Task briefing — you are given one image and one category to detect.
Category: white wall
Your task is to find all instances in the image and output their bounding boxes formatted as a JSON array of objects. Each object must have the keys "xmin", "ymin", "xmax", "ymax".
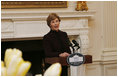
[{"xmin": 86, "ymin": 1, "xmax": 117, "ymax": 76}]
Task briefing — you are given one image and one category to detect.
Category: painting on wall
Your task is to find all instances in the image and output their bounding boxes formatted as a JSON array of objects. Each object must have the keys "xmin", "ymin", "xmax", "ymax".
[{"xmin": 1, "ymin": 1, "xmax": 68, "ymax": 9}]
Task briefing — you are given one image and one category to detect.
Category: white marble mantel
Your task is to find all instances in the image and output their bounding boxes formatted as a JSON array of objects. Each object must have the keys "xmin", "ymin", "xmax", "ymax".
[
  {"xmin": 1, "ymin": 11, "xmax": 95, "ymax": 76},
  {"xmin": 1, "ymin": 11, "xmax": 94, "ymax": 38}
]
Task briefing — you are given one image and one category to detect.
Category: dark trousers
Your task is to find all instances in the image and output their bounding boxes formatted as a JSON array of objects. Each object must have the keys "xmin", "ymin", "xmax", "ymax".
[{"xmin": 45, "ymin": 63, "xmax": 68, "ymax": 76}]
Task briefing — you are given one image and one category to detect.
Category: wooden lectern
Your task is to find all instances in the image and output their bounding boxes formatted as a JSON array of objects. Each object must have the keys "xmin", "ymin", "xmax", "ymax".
[{"xmin": 45, "ymin": 55, "xmax": 92, "ymax": 66}]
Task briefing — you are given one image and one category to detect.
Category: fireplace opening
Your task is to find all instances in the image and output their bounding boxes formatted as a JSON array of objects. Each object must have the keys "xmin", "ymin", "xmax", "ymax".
[{"xmin": 1, "ymin": 39, "xmax": 45, "ymax": 75}]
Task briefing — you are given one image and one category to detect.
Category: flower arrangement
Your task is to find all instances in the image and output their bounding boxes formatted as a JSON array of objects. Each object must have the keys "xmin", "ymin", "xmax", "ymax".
[{"xmin": 1, "ymin": 48, "xmax": 62, "ymax": 76}]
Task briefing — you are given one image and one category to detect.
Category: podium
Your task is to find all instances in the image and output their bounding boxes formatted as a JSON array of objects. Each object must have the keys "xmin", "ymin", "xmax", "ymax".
[
  {"xmin": 84, "ymin": 55, "xmax": 92, "ymax": 64},
  {"xmin": 45, "ymin": 55, "xmax": 92, "ymax": 66}
]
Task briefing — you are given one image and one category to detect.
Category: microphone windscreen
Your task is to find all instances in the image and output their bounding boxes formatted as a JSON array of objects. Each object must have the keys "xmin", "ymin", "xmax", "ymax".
[{"xmin": 72, "ymin": 40, "xmax": 79, "ymax": 46}]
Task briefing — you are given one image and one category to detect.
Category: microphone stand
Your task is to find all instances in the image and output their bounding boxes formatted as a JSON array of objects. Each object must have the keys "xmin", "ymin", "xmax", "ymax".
[
  {"xmin": 69, "ymin": 40, "xmax": 80, "ymax": 53},
  {"xmin": 69, "ymin": 44, "xmax": 75, "ymax": 54},
  {"xmin": 72, "ymin": 40, "xmax": 80, "ymax": 52}
]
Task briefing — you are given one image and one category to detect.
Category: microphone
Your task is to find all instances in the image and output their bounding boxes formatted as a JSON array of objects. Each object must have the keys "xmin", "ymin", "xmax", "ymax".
[
  {"xmin": 67, "ymin": 39, "xmax": 75, "ymax": 53},
  {"xmin": 72, "ymin": 40, "xmax": 80, "ymax": 50}
]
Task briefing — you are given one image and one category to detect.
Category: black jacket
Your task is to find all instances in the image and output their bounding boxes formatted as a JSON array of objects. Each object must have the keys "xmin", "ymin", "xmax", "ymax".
[{"xmin": 43, "ymin": 30, "xmax": 71, "ymax": 58}]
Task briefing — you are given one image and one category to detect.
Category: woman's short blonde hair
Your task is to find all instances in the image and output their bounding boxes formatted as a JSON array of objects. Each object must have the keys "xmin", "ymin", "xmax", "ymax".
[{"xmin": 46, "ymin": 13, "xmax": 61, "ymax": 27}]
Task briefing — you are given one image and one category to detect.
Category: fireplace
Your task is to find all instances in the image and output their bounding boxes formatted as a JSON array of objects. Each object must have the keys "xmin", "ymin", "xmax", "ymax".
[{"xmin": 1, "ymin": 11, "xmax": 94, "ymax": 76}]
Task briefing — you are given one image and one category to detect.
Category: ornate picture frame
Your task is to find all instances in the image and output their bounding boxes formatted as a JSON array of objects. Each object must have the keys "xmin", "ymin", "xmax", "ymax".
[{"xmin": 1, "ymin": 1, "xmax": 68, "ymax": 9}]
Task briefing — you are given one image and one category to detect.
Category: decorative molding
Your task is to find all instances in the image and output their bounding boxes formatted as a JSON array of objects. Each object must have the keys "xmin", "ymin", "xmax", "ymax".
[
  {"xmin": 102, "ymin": 48, "xmax": 117, "ymax": 61},
  {"xmin": 86, "ymin": 64, "xmax": 102, "ymax": 76},
  {"xmin": 1, "ymin": 19, "xmax": 14, "ymax": 32},
  {"xmin": 103, "ymin": 64, "xmax": 117, "ymax": 76},
  {"xmin": 103, "ymin": 1, "xmax": 117, "ymax": 49},
  {"xmin": 1, "ymin": 10, "xmax": 95, "ymax": 14},
  {"xmin": 1, "ymin": 32, "xmax": 14, "ymax": 39},
  {"xmin": 103, "ymin": 48, "xmax": 117, "ymax": 52},
  {"xmin": 87, "ymin": 59, "xmax": 117, "ymax": 65},
  {"xmin": 1, "ymin": 37, "xmax": 43, "ymax": 42},
  {"xmin": 86, "ymin": 61, "xmax": 117, "ymax": 76},
  {"xmin": 1, "ymin": 1, "xmax": 67, "ymax": 9},
  {"xmin": 1, "ymin": 11, "xmax": 95, "ymax": 21},
  {"xmin": 1, "ymin": 19, "xmax": 14, "ymax": 38},
  {"xmin": 1, "ymin": 11, "xmax": 95, "ymax": 39}
]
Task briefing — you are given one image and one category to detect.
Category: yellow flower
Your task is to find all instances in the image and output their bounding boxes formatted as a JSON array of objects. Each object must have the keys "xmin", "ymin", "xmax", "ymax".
[
  {"xmin": 44, "ymin": 63, "xmax": 62, "ymax": 76},
  {"xmin": 1, "ymin": 48, "xmax": 31, "ymax": 76},
  {"xmin": 1, "ymin": 61, "xmax": 7, "ymax": 76}
]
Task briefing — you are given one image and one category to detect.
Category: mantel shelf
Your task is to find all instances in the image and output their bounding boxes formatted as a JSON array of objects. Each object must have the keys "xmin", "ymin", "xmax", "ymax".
[
  {"xmin": 1, "ymin": 10, "xmax": 96, "ymax": 14},
  {"xmin": 2, "ymin": 10, "xmax": 95, "ymax": 20}
]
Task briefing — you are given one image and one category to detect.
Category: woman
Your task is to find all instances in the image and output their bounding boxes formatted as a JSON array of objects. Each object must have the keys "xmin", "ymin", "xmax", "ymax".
[{"xmin": 43, "ymin": 13, "xmax": 71, "ymax": 76}]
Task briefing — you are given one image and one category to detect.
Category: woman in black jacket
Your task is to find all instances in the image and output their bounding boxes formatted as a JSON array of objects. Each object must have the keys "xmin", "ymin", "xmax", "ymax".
[{"xmin": 43, "ymin": 13, "xmax": 71, "ymax": 76}]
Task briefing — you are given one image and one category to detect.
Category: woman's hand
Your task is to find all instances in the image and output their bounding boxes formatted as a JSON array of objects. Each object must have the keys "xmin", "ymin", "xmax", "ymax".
[{"xmin": 59, "ymin": 52, "xmax": 70, "ymax": 57}]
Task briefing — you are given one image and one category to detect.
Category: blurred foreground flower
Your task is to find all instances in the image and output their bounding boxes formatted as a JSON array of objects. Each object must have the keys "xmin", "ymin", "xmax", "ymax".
[
  {"xmin": 35, "ymin": 63, "xmax": 62, "ymax": 76},
  {"xmin": 1, "ymin": 48, "xmax": 62, "ymax": 76},
  {"xmin": 44, "ymin": 63, "xmax": 62, "ymax": 76},
  {"xmin": 1, "ymin": 48, "xmax": 31, "ymax": 76}
]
